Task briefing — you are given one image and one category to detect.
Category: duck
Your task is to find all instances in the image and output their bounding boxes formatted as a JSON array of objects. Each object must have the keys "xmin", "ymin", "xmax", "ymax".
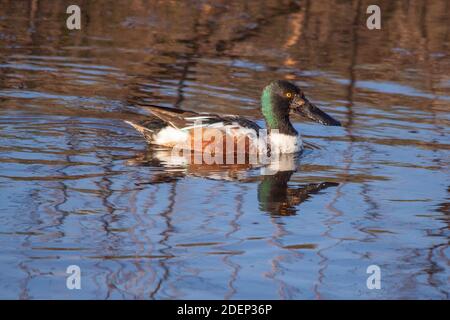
[{"xmin": 125, "ymin": 80, "xmax": 341, "ymax": 158}]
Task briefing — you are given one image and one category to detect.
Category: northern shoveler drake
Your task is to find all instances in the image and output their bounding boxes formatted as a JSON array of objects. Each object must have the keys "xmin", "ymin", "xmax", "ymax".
[{"xmin": 125, "ymin": 80, "xmax": 341, "ymax": 155}]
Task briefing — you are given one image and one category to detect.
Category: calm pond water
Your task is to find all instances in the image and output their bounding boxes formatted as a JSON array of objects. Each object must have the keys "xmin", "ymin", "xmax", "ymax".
[{"xmin": 0, "ymin": 0, "xmax": 449, "ymax": 299}]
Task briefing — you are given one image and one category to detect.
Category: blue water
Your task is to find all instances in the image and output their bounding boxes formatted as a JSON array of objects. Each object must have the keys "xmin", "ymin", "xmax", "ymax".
[{"xmin": 0, "ymin": 0, "xmax": 448, "ymax": 299}]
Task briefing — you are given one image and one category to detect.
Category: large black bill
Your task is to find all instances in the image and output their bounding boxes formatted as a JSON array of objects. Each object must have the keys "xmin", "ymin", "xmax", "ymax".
[{"xmin": 291, "ymin": 97, "xmax": 341, "ymax": 126}]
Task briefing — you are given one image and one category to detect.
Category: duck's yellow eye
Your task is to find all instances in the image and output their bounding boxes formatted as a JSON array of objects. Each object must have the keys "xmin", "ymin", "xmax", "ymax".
[{"xmin": 285, "ymin": 92, "xmax": 292, "ymax": 98}]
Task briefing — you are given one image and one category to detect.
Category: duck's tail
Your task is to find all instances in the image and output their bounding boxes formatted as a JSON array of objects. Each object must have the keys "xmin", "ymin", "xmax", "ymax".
[{"xmin": 124, "ymin": 119, "xmax": 165, "ymax": 143}]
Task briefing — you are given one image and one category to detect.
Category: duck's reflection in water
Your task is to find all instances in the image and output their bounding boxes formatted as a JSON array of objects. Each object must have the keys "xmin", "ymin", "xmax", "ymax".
[
  {"xmin": 127, "ymin": 149, "xmax": 339, "ymax": 216},
  {"xmin": 258, "ymin": 171, "xmax": 338, "ymax": 216}
]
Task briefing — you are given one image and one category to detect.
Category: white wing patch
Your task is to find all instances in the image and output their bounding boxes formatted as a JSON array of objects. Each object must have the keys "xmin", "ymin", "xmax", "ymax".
[{"xmin": 180, "ymin": 116, "xmax": 222, "ymax": 131}]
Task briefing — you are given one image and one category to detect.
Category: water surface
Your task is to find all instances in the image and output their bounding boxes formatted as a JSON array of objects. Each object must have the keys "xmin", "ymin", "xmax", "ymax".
[{"xmin": 0, "ymin": 0, "xmax": 449, "ymax": 299}]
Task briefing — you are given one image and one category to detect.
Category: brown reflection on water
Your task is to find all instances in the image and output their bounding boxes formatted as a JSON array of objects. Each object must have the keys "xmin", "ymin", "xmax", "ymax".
[{"xmin": 0, "ymin": 0, "xmax": 449, "ymax": 299}]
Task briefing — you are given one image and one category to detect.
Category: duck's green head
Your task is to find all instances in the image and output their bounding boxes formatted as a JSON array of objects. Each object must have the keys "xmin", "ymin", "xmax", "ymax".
[{"xmin": 261, "ymin": 80, "xmax": 341, "ymax": 134}]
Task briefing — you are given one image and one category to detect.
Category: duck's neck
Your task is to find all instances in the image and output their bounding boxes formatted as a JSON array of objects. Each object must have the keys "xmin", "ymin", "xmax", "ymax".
[{"xmin": 261, "ymin": 90, "xmax": 298, "ymax": 136}]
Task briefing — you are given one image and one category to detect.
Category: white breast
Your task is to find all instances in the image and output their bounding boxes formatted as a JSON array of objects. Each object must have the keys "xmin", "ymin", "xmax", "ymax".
[{"xmin": 268, "ymin": 132, "xmax": 303, "ymax": 154}]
